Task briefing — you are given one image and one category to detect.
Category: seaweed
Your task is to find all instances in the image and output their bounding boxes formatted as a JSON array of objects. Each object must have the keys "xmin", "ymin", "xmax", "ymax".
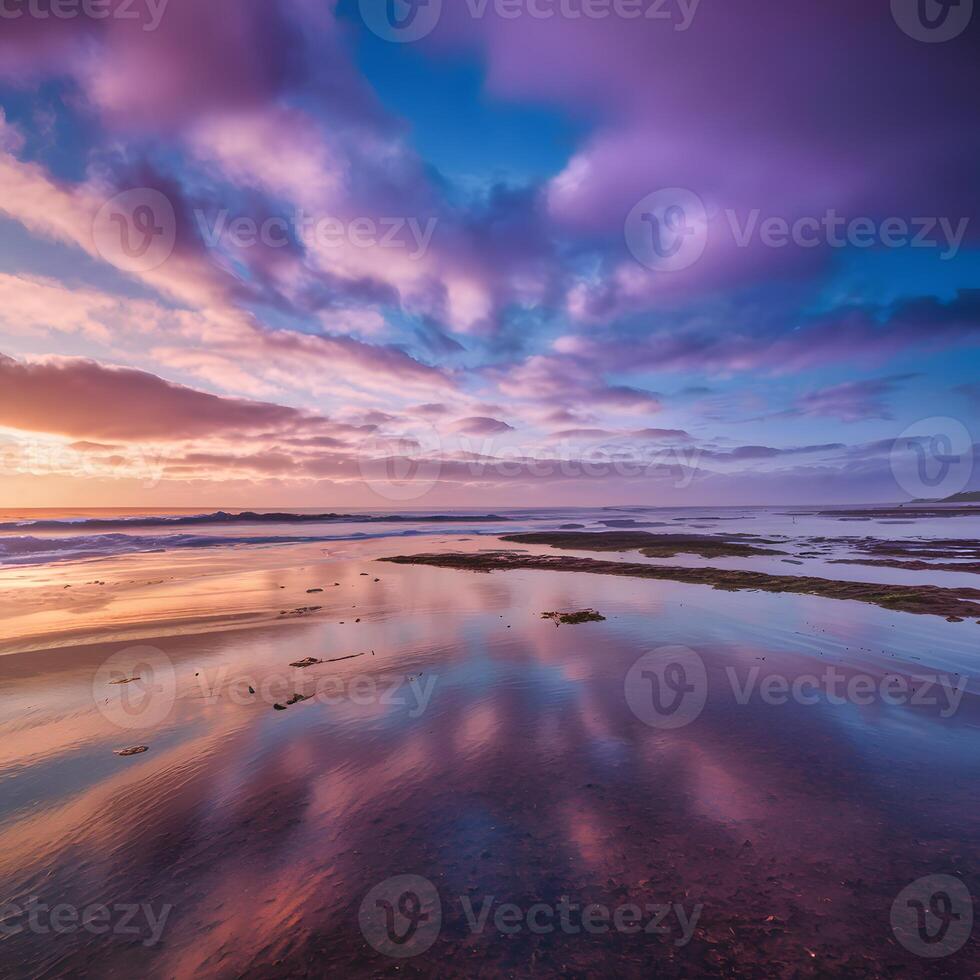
[{"xmin": 541, "ymin": 609, "xmax": 606, "ymax": 625}]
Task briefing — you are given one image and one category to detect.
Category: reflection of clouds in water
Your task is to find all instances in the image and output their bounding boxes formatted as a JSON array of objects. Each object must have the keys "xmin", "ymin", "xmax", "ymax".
[
  {"xmin": 2, "ymin": 540, "xmax": 979, "ymax": 975},
  {"xmin": 454, "ymin": 702, "xmax": 501, "ymax": 758},
  {"xmin": 560, "ymin": 798, "xmax": 606, "ymax": 866}
]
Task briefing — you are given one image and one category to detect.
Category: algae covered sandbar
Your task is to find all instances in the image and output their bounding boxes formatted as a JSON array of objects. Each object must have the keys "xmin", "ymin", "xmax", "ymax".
[{"xmin": 382, "ymin": 550, "xmax": 980, "ymax": 621}]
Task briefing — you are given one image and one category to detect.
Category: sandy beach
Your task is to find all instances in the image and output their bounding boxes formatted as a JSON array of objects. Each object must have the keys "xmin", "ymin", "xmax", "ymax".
[{"xmin": 1, "ymin": 508, "xmax": 978, "ymax": 977}]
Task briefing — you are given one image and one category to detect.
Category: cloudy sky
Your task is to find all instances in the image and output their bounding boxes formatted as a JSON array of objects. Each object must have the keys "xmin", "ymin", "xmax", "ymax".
[{"xmin": 0, "ymin": 0, "xmax": 977, "ymax": 507}]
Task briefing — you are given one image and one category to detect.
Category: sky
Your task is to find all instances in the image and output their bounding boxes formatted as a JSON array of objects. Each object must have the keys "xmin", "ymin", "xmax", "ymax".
[{"xmin": 0, "ymin": 0, "xmax": 977, "ymax": 508}]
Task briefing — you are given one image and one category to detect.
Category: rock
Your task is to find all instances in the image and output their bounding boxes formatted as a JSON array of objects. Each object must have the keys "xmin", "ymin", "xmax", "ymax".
[
  {"xmin": 290, "ymin": 657, "xmax": 323, "ymax": 668},
  {"xmin": 114, "ymin": 746, "xmax": 149, "ymax": 757}
]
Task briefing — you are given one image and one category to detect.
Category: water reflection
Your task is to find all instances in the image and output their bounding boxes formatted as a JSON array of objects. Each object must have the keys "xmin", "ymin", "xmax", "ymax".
[{"xmin": 1, "ymin": 557, "xmax": 978, "ymax": 976}]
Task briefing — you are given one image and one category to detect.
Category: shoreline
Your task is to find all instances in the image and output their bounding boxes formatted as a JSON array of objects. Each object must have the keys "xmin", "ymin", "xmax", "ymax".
[
  {"xmin": 2, "ymin": 515, "xmax": 979, "ymax": 977},
  {"xmin": 3, "ymin": 522, "xmax": 979, "ymax": 655}
]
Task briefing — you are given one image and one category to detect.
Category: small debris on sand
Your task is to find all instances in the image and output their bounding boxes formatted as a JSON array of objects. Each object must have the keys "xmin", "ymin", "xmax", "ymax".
[
  {"xmin": 273, "ymin": 703, "xmax": 288, "ymax": 711},
  {"xmin": 290, "ymin": 657, "xmax": 323, "ymax": 668},
  {"xmin": 279, "ymin": 606, "xmax": 322, "ymax": 618},
  {"xmin": 541, "ymin": 609, "xmax": 606, "ymax": 626},
  {"xmin": 114, "ymin": 746, "xmax": 149, "ymax": 757},
  {"xmin": 109, "ymin": 676, "xmax": 141, "ymax": 685},
  {"xmin": 307, "ymin": 588, "xmax": 324, "ymax": 594},
  {"xmin": 286, "ymin": 693, "xmax": 309, "ymax": 705}
]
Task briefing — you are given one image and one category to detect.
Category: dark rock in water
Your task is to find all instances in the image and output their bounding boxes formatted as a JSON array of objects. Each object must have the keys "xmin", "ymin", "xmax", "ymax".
[
  {"xmin": 597, "ymin": 519, "xmax": 670, "ymax": 528},
  {"xmin": 273, "ymin": 703, "xmax": 288, "ymax": 711},
  {"xmin": 114, "ymin": 746, "xmax": 149, "ymax": 757},
  {"xmin": 286, "ymin": 693, "xmax": 309, "ymax": 705},
  {"xmin": 541, "ymin": 609, "xmax": 606, "ymax": 626}
]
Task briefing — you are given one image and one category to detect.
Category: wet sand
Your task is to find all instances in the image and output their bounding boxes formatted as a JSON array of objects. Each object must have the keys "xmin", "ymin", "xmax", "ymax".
[{"xmin": 1, "ymin": 534, "xmax": 979, "ymax": 977}]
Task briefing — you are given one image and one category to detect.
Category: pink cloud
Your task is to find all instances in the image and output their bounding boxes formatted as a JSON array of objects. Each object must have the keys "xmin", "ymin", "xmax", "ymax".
[
  {"xmin": 451, "ymin": 416, "xmax": 515, "ymax": 436},
  {"xmin": 0, "ymin": 352, "xmax": 316, "ymax": 440}
]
